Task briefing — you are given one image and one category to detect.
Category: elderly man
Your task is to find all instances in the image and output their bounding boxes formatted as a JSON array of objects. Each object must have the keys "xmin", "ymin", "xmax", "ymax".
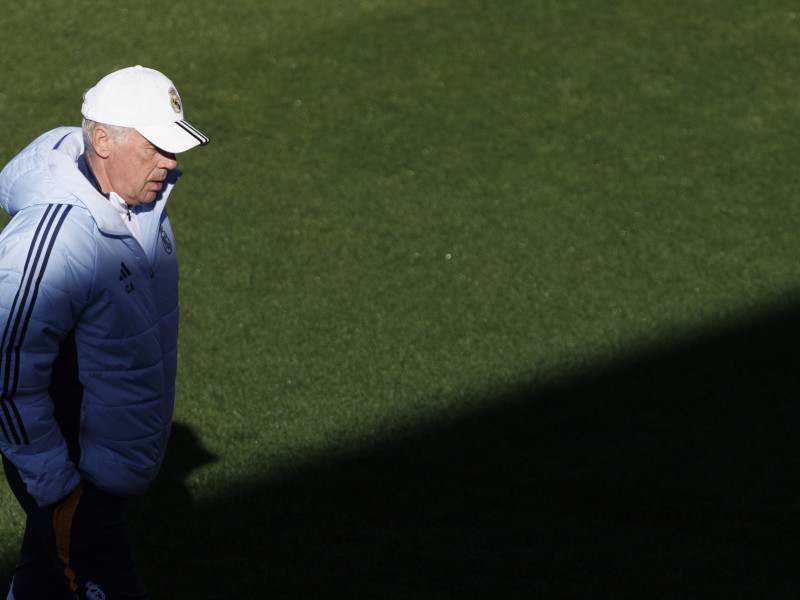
[{"xmin": 0, "ymin": 66, "xmax": 208, "ymax": 600}]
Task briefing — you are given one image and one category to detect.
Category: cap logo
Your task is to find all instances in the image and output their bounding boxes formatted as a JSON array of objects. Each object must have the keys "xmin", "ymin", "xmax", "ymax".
[{"xmin": 168, "ymin": 87, "xmax": 182, "ymax": 114}]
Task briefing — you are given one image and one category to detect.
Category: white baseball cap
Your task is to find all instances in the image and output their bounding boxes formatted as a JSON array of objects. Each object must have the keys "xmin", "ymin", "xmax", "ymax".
[{"xmin": 81, "ymin": 65, "xmax": 209, "ymax": 153}]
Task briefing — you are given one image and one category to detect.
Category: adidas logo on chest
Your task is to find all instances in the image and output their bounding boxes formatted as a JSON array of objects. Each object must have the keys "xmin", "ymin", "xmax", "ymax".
[{"xmin": 119, "ymin": 262, "xmax": 135, "ymax": 294}]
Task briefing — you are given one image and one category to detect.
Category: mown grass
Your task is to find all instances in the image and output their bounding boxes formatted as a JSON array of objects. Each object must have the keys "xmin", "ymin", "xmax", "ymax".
[{"xmin": 1, "ymin": 0, "xmax": 799, "ymax": 596}]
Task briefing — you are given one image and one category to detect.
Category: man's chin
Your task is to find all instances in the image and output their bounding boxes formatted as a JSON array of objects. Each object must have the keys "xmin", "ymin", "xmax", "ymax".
[{"xmin": 136, "ymin": 194, "xmax": 158, "ymax": 205}]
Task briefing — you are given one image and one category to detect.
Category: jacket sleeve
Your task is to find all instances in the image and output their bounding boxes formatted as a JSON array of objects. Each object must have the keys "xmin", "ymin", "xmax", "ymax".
[{"xmin": 0, "ymin": 204, "xmax": 92, "ymax": 506}]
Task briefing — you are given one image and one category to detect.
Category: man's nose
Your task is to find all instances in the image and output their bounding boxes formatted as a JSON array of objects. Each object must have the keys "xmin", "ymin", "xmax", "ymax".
[{"xmin": 160, "ymin": 153, "xmax": 178, "ymax": 170}]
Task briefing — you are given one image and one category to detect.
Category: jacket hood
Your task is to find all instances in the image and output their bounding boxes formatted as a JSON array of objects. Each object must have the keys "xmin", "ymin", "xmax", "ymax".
[{"xmin": 0, "ymin": 127, "xmax": 180, "ymax": 235}]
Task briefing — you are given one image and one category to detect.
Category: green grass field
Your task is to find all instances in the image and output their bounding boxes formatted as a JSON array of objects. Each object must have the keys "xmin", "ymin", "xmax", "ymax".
[{"xmin": 2, "ymin": 1, "xmax": 800, "ymax": 597}]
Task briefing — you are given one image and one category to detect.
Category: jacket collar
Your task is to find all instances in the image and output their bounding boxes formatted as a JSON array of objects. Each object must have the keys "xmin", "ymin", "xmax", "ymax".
[{"xmin": 76, "ymin": 153, "xmax": 109, "ymax": 199}]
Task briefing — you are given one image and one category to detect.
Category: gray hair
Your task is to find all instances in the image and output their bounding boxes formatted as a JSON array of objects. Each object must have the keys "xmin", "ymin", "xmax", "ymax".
[{"xmin": 82, "ymin": 119, "xmax": 134, "ymax": 155}]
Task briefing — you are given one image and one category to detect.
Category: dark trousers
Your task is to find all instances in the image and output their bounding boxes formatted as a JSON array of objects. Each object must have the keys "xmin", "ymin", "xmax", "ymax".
[{"xmin": 3, "ymin": 457, "xmax": 147, "ymax": 600}]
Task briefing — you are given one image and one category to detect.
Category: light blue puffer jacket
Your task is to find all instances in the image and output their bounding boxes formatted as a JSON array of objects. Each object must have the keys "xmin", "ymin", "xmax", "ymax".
[{"xmin": 0, "ymin": 127, "xmax": 180, "ymax": 506}]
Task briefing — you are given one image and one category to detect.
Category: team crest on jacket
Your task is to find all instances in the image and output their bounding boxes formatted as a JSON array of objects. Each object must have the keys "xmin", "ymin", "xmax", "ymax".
[
  {"xmin": 86, "ymin": 581, "xmax": 106, "ymax": 600},
  {"xmin": 160, "ymin": 225, "xmax": 173, "ymax": 254},
  {"xmin": 168, "ymin": 87, "xmax": 182, "ymax": 114}
]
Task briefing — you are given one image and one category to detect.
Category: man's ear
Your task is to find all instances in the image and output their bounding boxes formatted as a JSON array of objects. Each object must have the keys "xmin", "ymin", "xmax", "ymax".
[{"xmin": 91, "ymin": 126, "xmax": 113, "ymax": 159}]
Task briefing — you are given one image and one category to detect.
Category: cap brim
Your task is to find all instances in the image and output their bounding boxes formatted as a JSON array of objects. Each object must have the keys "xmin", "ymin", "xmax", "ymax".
[{"xmin": 136, "ymin": 120, "xmax": 209, "ymax": 154}]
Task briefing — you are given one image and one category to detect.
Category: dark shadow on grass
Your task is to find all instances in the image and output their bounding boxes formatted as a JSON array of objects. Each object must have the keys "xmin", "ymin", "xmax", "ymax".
[
  {"xmin": 137, "ymin": 302, "xmax": 800, "ymax": 598},
  {"xmin": 5, "ymin": 304, "xmax": 800, "ymax": 598}
]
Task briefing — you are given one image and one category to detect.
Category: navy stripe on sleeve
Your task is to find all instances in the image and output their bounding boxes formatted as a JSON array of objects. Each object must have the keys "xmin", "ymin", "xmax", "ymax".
[{"xmin": 0, "ymin": 204, "xmax": 73, "ymax": 444}]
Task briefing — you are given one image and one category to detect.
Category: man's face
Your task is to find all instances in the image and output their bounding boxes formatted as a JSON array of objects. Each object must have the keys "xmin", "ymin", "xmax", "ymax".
[{"xmin": 105, "ymin": 130, "xmax": 178, "ymax": 205}]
